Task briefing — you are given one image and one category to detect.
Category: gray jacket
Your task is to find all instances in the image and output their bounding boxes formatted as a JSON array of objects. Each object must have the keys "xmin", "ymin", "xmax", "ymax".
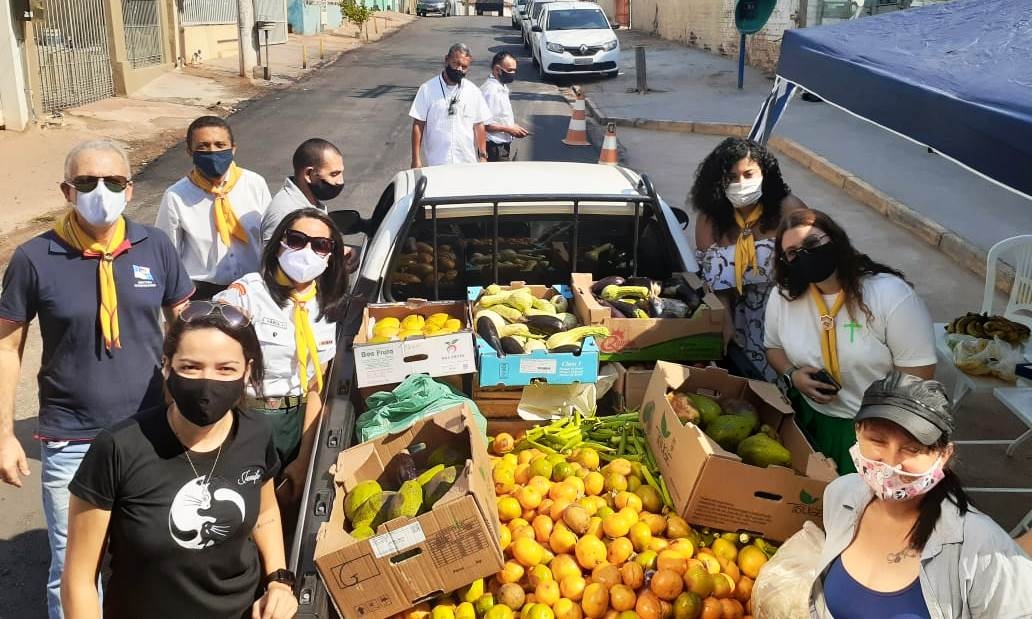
[
  {"xmin": 260, "ymin": 177, "xmax": 325, "ymax": 244},
  {"xmin": 810, "ymin": 475, "xmax": 1032, "ymax": 618}
]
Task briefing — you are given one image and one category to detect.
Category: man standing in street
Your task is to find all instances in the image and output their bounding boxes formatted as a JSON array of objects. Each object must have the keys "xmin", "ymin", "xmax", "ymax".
[
  {"xmin": 261, "ymin": 138, "xmax": 345, "ymax": 243},
  {"xmin": 156, "ymin": 115, "xmax": 271, "ymax": 299},
  {"xmin": 410, "ymin": 43, "xmax": 493, "ymax": 168},
  {"xmin": 481, "ymin": 51, "xmax": 529, "ymax": 162},
  {"xmin": 0, "ymin": 140, "xmax": 194, "ymax": 618}
]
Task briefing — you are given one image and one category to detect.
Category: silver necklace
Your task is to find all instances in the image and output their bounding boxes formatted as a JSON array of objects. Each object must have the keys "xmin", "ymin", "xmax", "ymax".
[{"xmin": 172, "ymin": 415, "xmax": 224, "ymax": 487}]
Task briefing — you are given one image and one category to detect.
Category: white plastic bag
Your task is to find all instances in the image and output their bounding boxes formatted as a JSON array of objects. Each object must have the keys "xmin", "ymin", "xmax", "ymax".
[
  {"xmin": 516, "ymin": 364, "xmax": 619, "ymax": 420},
  {"xmin": 953, "ymin": 336, "xmax": 1022, "ymax": 381},
  {"xmin": 753, "ymin": 521, "xmax": 825, "ymax": 619}
]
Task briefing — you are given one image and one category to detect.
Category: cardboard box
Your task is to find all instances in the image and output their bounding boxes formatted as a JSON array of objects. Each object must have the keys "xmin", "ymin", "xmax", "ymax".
[
  {"xmin": 315, "ymin": 405, "xmax": 504, "ymax": 619},
  {"xmin": 640, "ymin": 362, "xmax": 838, "ymax": 541},
  {"xmin": 470, "ymin": 283, "xmax": 600, "ymax": 387},
  {"xmin": 472, "ymin": 379, "xmax": 525, "ymax": 419},
  {"xmin": 570, "ymin": 273, "xmax": 725, "ymax": 362},
  {"xmin": 613, "ymin": 362, "xmax": 656, "ymax": 410},
  {"xmin": 354, "ymin": 300, "xmax": 477, "ymax": 388}
]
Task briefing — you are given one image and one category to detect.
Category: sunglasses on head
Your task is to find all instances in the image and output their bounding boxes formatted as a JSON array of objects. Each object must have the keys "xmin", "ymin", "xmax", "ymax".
[
  {"xmin": 179, "ymin": 301, "xmax": 252, "ymax": 328},
  {"xmin": 282, "ymin": 229, "xmax": 336, "ymax": 256},
  {"xmin": 66, "ymin": 175, "xmax": 131, "ymax": 193}
]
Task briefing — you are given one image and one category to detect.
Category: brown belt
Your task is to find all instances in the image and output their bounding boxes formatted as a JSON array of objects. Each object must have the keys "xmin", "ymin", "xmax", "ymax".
[{"xmin": 245, "ymin": 395, "xmax": 306, "ymax": 410}]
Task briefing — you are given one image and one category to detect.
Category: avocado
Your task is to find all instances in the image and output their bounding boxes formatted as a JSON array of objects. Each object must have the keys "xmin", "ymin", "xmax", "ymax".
[
  {"xmin": 720, "ymin": 397, "xmax": 760, "ymax": 433},
  {"xmin": 686, "ymin": 393, "xmax": 723, "ymax": 427},
  {"xmin": 705, "ymin": 414, "xmax": 755, "ymax": 452},
  {"xmin": 736, "ymin": 433, "xmax": 793, "ymax": 469}
]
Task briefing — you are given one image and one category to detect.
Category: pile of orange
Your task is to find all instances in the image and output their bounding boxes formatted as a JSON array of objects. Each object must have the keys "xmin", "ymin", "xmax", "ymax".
[{"xmin": 394, "ymin": 432, "xmax": 772, "ymax": 619}]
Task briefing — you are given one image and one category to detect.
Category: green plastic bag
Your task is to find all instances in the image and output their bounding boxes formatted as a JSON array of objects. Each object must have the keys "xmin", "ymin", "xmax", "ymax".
[{"xmin": 355, "ymin": 374, "xmax": 487, "ymax": 442}]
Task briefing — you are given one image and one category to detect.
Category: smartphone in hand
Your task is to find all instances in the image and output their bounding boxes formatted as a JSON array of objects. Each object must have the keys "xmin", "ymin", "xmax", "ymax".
[{"xmin": 811, "ymin": 369, "xmax": 842, "ymax": 395}]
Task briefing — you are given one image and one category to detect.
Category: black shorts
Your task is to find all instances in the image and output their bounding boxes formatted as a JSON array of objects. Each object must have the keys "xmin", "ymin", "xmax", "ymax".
[{"xmin": 487, "ymin": 142, "xmax": 512, "ymax": 161}]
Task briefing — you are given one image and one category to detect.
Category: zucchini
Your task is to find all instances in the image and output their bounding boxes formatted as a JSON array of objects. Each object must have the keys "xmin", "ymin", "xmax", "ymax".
[{"xmin": 590, "ymin": 276, "xmax": 625, "ymax": 295}]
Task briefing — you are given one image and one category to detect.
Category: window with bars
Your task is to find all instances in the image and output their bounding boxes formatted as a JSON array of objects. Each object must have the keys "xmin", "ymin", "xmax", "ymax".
[{"xmin": 122, "ymin": 0, "xmax": 164, "ymax": 68}]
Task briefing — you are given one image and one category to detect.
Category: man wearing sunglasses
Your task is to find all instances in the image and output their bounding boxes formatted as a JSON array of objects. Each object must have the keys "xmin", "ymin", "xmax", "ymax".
[
  {"xmin": 409, "ymin": 42, "xmax": 493, "ymax": 168},
  {"xmin": 481, "ymin": 51, "xmax": 529, "ymax": 162},
  {"xmin": 156, "ymin": 115, "xmax": 271, "ymax": 300},
  {"xmin": 0, "ymin": 139, "xmax": 194, "ymax": 618}
]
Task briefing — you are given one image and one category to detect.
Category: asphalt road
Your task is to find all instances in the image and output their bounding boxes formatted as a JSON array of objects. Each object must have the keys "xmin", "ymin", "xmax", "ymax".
[{"xmin": 0, "ymin": 14, "xmax": 611, "ymax": 618}]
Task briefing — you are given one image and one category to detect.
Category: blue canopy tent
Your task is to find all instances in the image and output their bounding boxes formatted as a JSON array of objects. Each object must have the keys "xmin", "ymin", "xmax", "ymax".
[{"xmin": 748, "ymin": 0, "xmax": 1032, "ymax": 200}]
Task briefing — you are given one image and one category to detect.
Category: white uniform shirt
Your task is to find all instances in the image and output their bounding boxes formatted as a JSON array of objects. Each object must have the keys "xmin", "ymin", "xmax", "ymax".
[
  {"xmin": 409, "ymin": 74, "xmax": 492, "ymax": 166},
  {"xmin": 480, "ymin": 76, "xmax": 515, "ymax": 145},
  {"xmin": 156, "ymin": 169, "xmax": 271, "ymax": 285},
  {"xmin": 214, "ymin": 273, "xmax": 337, "ymax": 397},
  {"xmin": 261, "ymin": 177, "xmax": 325, "ymax": 244},
  {"xmin": 763, "ymin": 273, "xmax": 936, "ymax": 419}
]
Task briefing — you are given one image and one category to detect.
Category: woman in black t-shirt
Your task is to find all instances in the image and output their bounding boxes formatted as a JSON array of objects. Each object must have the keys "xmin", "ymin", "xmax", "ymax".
[{"xmin": 61, "ymin": 302, "xmax": 299, "ymax": 619}]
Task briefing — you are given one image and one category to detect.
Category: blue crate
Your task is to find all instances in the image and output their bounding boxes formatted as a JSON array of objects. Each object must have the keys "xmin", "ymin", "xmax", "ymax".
[{"xmin": 475, "ymin": 334, "xmax": 600, "ymax": 387}]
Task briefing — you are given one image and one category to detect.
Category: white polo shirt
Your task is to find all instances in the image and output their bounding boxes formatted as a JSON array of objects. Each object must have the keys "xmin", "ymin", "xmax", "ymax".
[
  {"xmin": 763, "ymin": 273, "xmax": 936, "ymax": 419},
  {"xmin": 214, "ymin": 272, "xmax": 337, "ymax": 397},
  {"xmin": 409, "ymin": 74, "xmax": 492, "ymax": 166},
  {"xmin": 156, "ymin": 168, "xmax": 271, "ymax": 285},
  {"xmin": 261, "ymin": 177, "xmax": 325, "ymax": 244},
  {"xmin": 481, "ymin": 76, "xmax": 515, "ymax": 145}
]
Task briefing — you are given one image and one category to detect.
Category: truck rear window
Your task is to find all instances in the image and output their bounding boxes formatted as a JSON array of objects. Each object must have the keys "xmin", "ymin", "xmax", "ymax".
[{"xmin": 385, "ymin": 204, "xmax": 684, "ymax": 301}]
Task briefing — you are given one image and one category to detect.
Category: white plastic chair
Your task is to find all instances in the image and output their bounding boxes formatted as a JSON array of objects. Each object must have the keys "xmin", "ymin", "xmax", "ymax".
[{"xmin": 935, "ymin": 235, "xmax": 1032, "ymax": 410}]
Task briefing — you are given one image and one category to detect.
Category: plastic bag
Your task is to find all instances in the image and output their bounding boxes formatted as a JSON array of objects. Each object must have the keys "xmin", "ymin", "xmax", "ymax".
[
  {"xmin": 953, "ymin": 336, "xmax": 1022, "ymax": 381},
  {"xmin": 356, "ymin": 374, "xmax": 487, "ymax": 442},
  {"xmin": 752, "ymin": 521, "xmax": 825, "ymax": 619},
  {"xmin": 516, "ymin": 364, "xmax": 619, "ymax": 421}
]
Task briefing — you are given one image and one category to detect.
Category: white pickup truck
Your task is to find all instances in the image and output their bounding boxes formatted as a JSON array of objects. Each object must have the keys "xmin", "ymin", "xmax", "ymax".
[{"xmin": 291, "ymin": 161, "xmax": 698, "ymax": 617}]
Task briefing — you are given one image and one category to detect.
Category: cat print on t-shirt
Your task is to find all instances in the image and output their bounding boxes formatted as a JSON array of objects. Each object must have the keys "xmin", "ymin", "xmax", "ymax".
[{"xmin": 169, "ymin": 475, "xmax": 247, "ymax": 550}]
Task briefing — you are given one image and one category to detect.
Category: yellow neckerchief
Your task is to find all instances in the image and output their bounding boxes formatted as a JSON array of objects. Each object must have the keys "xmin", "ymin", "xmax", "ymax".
[
  {"xmin": 809, "ymin": 284, "xmax": 846, "ymax": 384},
  {"xmin": 733, "ymin": 204, "xmax": 765, "ymax": 293},
  {"xmin": 53, "ymin": 212, "xmax": 131, "ymax": 352},
  {"xmin": 188, "ymin": 163, "xmax": 248, "ymax": 247},
  {"xmin": 276, "ymin": 269, "xmax": 323, "ymax": 394}
]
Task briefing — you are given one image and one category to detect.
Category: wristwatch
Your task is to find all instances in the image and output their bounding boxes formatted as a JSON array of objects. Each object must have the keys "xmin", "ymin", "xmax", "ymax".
[
  {"xmin": 777, "ymin": 366, "xmax": 799, "ymax": 396},
  {"xmin": 265, "ymin": 569, "xmax": 296, "ymax": 589}
]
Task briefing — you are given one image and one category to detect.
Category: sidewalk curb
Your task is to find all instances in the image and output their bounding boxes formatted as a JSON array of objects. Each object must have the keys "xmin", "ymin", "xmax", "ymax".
[{"xmin": 582, "ymin": 96, "xmax": 1005, "ymax": 293}]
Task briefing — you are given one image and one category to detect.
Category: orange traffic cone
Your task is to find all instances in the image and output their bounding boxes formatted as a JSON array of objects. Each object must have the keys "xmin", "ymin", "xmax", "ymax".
[
  {"xmin": 598, "ymin": 122, "xmax": 619, "ymax": 165},
  {"xmin": 561, "ymin": 86, "xmax": 590, "ymax": 146}
]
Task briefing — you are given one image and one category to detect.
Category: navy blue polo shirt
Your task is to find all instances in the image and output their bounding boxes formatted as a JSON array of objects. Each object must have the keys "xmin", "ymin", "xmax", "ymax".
[{"xmin": 0, "ymin": 219, "xmax": 194, "ymax": 440}]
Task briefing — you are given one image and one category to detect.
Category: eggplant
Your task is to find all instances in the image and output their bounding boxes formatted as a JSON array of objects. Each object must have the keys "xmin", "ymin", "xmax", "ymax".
[
  {"xmin": 477, "ymin": 315, "xmax": 506, "ymax": 357},
  {"xmin": 549, "ymin": 344, "xmax": 582, "ymax": 354},
  {"xmin": 590, "ymin": 275, "xmax": 625, "ymax": 295},
  {"xmin": 609, "ymin": 299, "xmax": 641, "ymax": 319},
  {"xmin": 635, "ymin": 297, "xmax": 657, "ymax": 318},
  {"xmin": 596, "ymin": 297, "xmax": 624, "ymax": 319},
  {"xmin": 500, "ymin": 336, "xmax": 526, "ymax": 355},
  {"xmin": 526, "ymin": 315, "xmax": 566, "ymax": 337},
  {"xmin": 625, "ymin": 276, "xmax": 653, "ymax": 289}
]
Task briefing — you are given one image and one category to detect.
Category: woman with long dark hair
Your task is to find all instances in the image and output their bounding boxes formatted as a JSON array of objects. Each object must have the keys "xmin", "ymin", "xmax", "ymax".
[
  {"xmin": 690, "ymin": 137, "xmax": 806, "ymax": 379},
  {"xmin": 215, "ymin": 207, "xmax": 349, "ymax": 503},
  {"xmin": 810, "ymin": 371, "xmax": 1032, "ymax": 617},
  {"xmin": 62, "ymin": 304, "xmax": 299, "ymax": 618},
  {"xmin": 764, "ymin": 208, "xmax": 935, "ymax": 473}
]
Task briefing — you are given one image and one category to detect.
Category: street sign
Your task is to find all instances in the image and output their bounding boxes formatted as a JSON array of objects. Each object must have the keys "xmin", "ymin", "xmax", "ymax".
[{"xmin": 733, "ymin": 0, "xmax": 776, "ymax": 89}]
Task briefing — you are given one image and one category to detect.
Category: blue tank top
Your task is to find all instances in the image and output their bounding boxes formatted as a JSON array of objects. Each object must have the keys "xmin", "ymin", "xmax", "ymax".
[{"xmin": 824, "ymin": 556, "xmax": 930, "ymax": 619}]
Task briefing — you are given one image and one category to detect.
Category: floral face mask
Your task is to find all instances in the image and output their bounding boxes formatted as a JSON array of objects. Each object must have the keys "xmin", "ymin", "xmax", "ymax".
[{"xmin": 849, "ymin": 443, "xmax": 945, "ymax": 502}]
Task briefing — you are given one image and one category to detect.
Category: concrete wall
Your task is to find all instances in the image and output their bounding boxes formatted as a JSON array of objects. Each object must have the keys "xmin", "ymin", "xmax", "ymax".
[
  {"xmin": 105, "ymin": 0, "xmax": 177, "ymax": 96},
  {"xmin": 288, "ymin": 1, "xmax": 344, "ymax": 35},
  {"xmin": 182, "ymin": 24, "xmax": 240, "ymax": 61},
  {"xmin": 0, "ymin": 3, "xmax": 32, "ymax": 129},
  {"xmin": 629, "ymin": 0, "xmax": 801, "ymax": 71}
]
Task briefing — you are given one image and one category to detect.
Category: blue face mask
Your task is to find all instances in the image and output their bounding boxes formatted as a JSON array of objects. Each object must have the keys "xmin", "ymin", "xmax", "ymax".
[{"xmin": 192, "ymin": 149, "xmax": 234, "ymax": 179}]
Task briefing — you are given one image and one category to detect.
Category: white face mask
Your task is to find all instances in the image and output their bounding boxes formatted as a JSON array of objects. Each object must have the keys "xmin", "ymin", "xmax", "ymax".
[
  {"xmin": 74, "ymin": 182, "xmax": 126, "ymax": 226},
  {"xmin": 725, "ymin": 175, "xmax": 763, "ymax": 208},
  {"xmin": 279, "ymin": 245, "xmax": 329, "ymax": 283}
]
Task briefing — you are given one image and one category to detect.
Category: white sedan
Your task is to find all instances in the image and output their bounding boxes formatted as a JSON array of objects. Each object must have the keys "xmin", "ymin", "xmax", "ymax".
[{"xmin": 532, "ymin": 1, "xmax": 620, "ymax": 81}]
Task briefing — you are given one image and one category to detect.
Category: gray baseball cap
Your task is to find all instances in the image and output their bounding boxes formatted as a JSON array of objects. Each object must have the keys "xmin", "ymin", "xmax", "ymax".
[{"xmin": 855, "ymin": 371, "xmax": 955, "ymax": 446}]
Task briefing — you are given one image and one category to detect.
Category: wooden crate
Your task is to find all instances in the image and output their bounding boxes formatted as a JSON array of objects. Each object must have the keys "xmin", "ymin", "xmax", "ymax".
[{"xmin": 471, "ymin": 378, "xmax": 525, "ymax": 419}]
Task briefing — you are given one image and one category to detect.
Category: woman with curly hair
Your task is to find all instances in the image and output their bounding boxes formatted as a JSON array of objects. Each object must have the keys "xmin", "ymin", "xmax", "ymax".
[
  {"xmin": 690, "ymin": 137, "xmax": 806, "ymax": 379},
  {"xmin": 764, "ymin": 209, "xmax": 936, "ymax": 473}
]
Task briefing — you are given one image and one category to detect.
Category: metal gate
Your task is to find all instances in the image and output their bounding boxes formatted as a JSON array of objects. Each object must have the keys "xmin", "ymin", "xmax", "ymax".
[
  {"xmin": 33, "ymin": 0, "xmax": 114, "ymax": 112},
  {"xmin": 254, "ymin": 0, "xmax": 289, "ymax": 45},
  {"xmin": 122, "ymin": 0, "xmax": 164, "ymax": 69}
]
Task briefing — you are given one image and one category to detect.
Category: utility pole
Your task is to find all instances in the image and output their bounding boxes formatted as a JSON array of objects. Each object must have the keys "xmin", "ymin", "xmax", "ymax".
[{"xmin": 237, "ymin": 0, "xmax": 258, "ymax": 77}]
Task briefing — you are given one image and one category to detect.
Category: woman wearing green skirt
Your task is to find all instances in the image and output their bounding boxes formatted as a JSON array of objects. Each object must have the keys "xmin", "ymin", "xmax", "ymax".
[{"xmin": 763, "ymin": 209, "xmax": 936, "ymax": 473}]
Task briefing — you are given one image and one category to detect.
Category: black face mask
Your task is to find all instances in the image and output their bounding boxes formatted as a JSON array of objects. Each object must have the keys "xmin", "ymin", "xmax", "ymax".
[
  {"xmin": 787, "ymin": 242, "xmax": 838, "ymax": 290},
  {"xmin": 498, "ymin": 69, "xmax": 516, "ymax": 85},
  {"xmin": 166, "ymin": 371, "xmax": 244, "ymax": 427},
  {"xmin": 444, "ymin": 66, "xmax": 466, "ymax": 84},
  {"xmin": 307, "ymin": 176, "xmax": 344, "ymax": 201}
]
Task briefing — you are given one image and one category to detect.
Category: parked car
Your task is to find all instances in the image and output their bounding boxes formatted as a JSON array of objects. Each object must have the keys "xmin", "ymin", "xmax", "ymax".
[
  {"xmin": 475, "ymin": 0, "xmax": 504, "ymax": 15},
  {"xmin": 522, "ymin": 0, "xmax": 557, "ymax": 48},
  {"xmin": 532, "ymin": 1, "xmax": 619, "ymax": 81},
  {"xmin": 511, "ymin": 0, "xmax": 530, "ymax": 28},
  {"xmin": 416, "ymin": 0, "xmax": 451, "ymax": 15},
  {"xmin": 290, "ymin": 161, "xmax": 695, "ymax": 618}
]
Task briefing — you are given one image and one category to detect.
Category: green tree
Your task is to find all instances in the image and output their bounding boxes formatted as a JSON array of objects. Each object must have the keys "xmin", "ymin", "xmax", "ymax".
[{"xmin": 340, "ymin": 0, "xmax": 374, "ymax": 38}]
